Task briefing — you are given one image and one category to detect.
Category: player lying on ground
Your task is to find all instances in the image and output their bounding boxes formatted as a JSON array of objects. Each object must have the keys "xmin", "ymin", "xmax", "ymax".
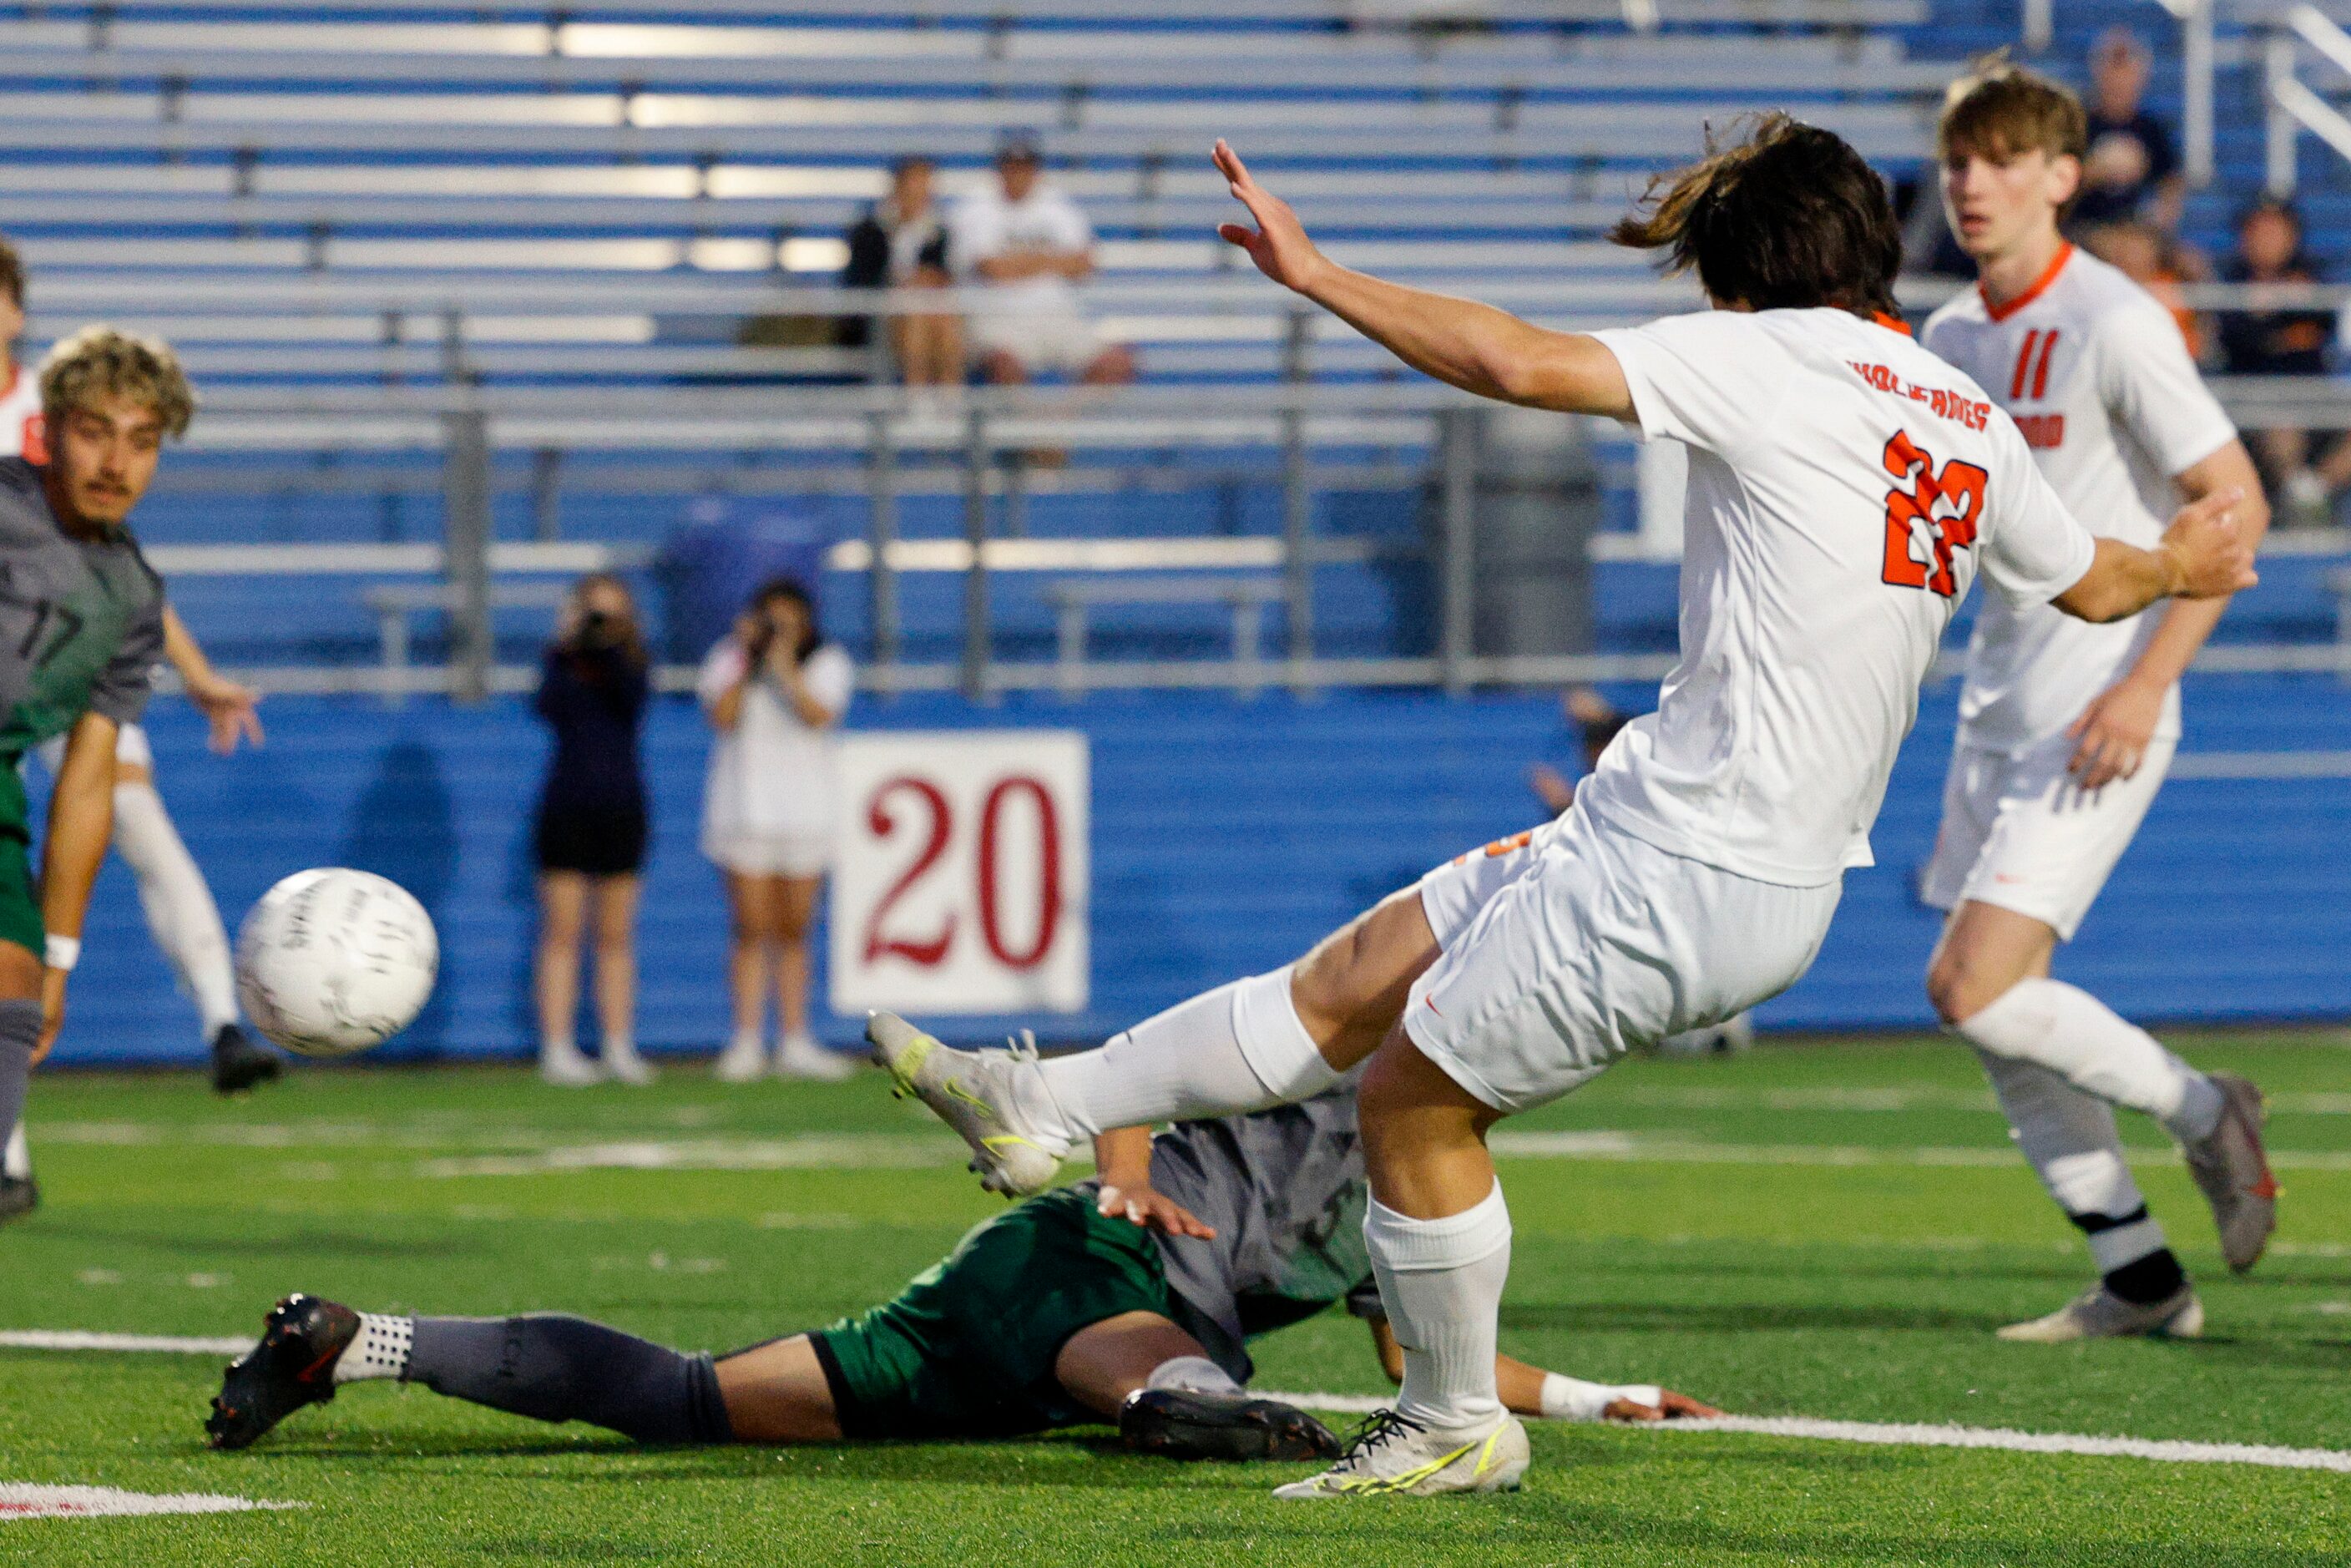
[
  {"xmin": 1917, "ymin": 61, "xmax": 2277, "ymax": 1343},
  {"xmin": 206, "ymin": 1081, "xmax": 1714, "ymax": 1456},
  {"xmin": 874, "ymin": 116, "xmax": 2255, "ymax": 1501},
  {"xmin": 0, "ymin": 328, "xmax": 176, "ymax": 1227}
]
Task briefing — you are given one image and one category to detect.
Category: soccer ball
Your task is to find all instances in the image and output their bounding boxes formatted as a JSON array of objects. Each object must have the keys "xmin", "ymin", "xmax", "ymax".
[{"xmin": 235, "ymin": 869, "xmax": 439, "ymax": 1058}]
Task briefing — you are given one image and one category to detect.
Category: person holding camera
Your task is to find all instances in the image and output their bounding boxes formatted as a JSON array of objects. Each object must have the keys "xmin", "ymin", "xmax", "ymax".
[
  {"xmin": 696, "ymin": 578, "xmax": 856, "ymax": 1082},
  {"xmin": 532, "ymin": 574, "xmax": 655, "ymax": 1087}
]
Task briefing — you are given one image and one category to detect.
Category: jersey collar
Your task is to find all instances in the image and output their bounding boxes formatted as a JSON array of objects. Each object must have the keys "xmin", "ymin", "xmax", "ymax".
[
  {"xmin": 1979, "ymin": 242, "xmax": 2074, "ymax": 324},
  {"xmin": 1870, "ymin": 311, "xmax": 1914, "ymax": 336}
]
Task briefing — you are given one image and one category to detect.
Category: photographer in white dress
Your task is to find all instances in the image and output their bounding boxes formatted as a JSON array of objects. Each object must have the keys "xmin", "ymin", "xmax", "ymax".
[{"xmin": 695, "ymin": 579, "xmax": 856, "ymax": 1083}]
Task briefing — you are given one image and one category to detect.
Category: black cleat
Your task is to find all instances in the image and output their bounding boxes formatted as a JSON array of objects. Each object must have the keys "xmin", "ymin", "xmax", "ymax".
[
  {"xmin": 1118, "ymin": 1388, "xmax": 1343, "ymax": 1463},
  {"xmin": 211, "ymin": 1024, "xmax": 281, "ymax": 1095},
  {"xmin": 205, "ymin": 1292, "xmax": 358, "ymax": 1450},
  {"xmin": 0, "ymin": 1173, "xmax": 34, "ymax": 1223}
]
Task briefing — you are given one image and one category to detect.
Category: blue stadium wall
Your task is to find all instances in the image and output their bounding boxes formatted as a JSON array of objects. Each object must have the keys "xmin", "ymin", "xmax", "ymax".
[{"xmin": 42, "ymin": 675, "xmax": 2351, "ymax": 1068}]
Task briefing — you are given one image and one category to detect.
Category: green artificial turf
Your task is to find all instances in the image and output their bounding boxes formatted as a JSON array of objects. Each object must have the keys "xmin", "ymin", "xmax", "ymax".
[{"xmin": 4, "ymin": 1034, "xmax": 2351, "ymax": 1565}]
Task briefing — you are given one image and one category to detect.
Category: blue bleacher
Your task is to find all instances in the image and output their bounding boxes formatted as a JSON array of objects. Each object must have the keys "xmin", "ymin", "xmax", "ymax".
[{"xmin": 44, "ymin": 672, "xmax": 2351, "ymax": 1068}]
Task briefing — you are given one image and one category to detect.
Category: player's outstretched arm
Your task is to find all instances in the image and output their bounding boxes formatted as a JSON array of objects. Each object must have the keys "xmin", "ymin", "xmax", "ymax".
[
  {"xmin": 2050, "ymin": 487, "xmax": 2256, "ymax": 625},
  {"xmin": 163, "ymin": 604, "xmax": 264, "ymax": 753},
  {"xmin": 1364, "ymin": 1318, "xmax": 1719, "ymax": 1422},
  {"xmin": 34, "ymin": 712, "xmax": 119, "ymax": 1062},
  {"xmin": 1214, "ymin": 140, "xmax": 1632, "ymax": 419},
  {"xmin": 1093, "ymin": 1125, "xmax": 1216, "ymax": 1238}
]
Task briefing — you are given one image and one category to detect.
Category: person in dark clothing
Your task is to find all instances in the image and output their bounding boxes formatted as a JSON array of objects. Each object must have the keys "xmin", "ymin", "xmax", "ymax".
[
  {"xmin": 2217, "ymin": 197, "xmax": 2349, "ymax": 525},
  {"xmin": 532, "ymin": 573, "xmax": 654, "ymax": 1086},
  {"xmin": 840, "ymin": 156, "xmax": 962, "ymax": 391},
  {"xmin": 2073, "ymin": 29, "xmax": 2182, "ymax": 233}
]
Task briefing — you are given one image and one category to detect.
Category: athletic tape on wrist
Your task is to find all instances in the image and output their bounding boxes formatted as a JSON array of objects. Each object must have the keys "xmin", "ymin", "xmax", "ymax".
[{"xmin": 42, "ymin": 934, "xmax": 78, "ymax": 974}]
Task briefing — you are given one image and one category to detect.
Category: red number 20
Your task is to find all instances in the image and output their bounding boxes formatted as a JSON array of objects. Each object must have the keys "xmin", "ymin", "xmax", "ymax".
[{"xmin": 862, "ymin": 775, "xmax": 1064, "ymax": 972}]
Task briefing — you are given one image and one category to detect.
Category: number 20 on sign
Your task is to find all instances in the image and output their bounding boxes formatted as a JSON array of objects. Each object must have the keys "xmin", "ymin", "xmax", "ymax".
[{"xmin": 828, "ymin": 732, "xmax": 1090, "ymax": 1016}]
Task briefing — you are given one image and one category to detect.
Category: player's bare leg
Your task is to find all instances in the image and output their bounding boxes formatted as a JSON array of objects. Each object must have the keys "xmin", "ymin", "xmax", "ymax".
[
  {"xmin": 872, "ymin": 888, "xmax": 1438, "ymax": 1196},
  {"xmin": 711, "ymin": 1335, "xmax": 843, "ymax": 1442},
  {"xmin": 1929, "ymin": 899, "xmax": 2274, "ymax": 1334},
  {"xmin": 1275, "ymin": 1029, "xmax": 1528, "ymax": 1500}
]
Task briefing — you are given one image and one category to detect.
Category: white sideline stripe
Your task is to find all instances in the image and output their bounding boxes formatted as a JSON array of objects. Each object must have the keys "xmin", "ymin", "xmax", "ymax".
[
  {"xmin": 0, "ymin": 1484, "xmax": 302, "ymax": 1520},
  {"xmin": 1256, "ymin": 1395, "xmax": 2351, "ymax": 1473},
  {"xmin": 0, "ymin": 1330, "xmax": 250, "ymax": 1354}
]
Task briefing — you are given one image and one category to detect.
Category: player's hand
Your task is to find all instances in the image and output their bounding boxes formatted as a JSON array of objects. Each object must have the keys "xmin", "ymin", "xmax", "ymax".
[
  {"xmin": 1527, "ymin": 762, "xmax": 1576, "ymax": 817},
  {"xmin": 1602, "ymin": 1388, "xmax": 1722, "ymax": 1422},
  {"xmin": 2157, "ymin": 488, "xmax": 2257, "ymax": 600},
  {"xmin": 1214, "ymin": 139, "xmax": 1328, "ymax": 295},
  {"xmin": 2065, "ymin": 677, "xmax": 2164, "ymax": 790},
  {"xmin": 186, "ymin": 670, "xmax": 265, "ymax": 754},
  {"xmin": 32, "ymin": 966, "xmax": 66, "ymax": 1066},
  {"xmin": 1097, "ymin": 1181, "xmax": 1217, "ymax": 1239}
]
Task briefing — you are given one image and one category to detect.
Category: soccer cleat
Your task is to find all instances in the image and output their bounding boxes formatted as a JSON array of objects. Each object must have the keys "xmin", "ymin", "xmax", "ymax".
[
  {"xmin": 866, "ymin": 1012, "xmax": 1064, "ymax": 1197},
  {"xmin": 0, "ymin": 1172, "xmax": 35, "ymax": 1223},
  {"xmin": 1119, "ymin": 1388, "xmax": 1342, "ymax": 1463},
  {"xmin": 774, "ymin": 1032, "xmax": 855, "ymax": 1083},
  {"xmin": 1995, "ymin": 1282, "xmax": 2204, "ymax": 1343},
  {"xmin": 210, "ymin": 1024, "xmax": 281, "ymax": 1095},
  {"xmin": 1270, "ymin": 1408, "xmax": 1530, "ymax": 1500},
  {"xmin": 205, "ymin": 1292, "xmax": 360, "ymax": 1450},
  {"xmin": 2183, "ymin": 1071, "xmax": 2278, "ymax": 1274}
]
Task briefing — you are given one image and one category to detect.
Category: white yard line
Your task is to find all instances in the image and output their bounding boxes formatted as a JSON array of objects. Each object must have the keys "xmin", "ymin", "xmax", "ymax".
[
  {"xmin": 0, "ymin": 1483, "xmax": 302, "ymax": 1520},
  {"xmin": 1256, "ymin": 1395, "xmax": 2351, "ymax": 1474},
  {"xmin": 0, "ymin": 1330, "xmax": 249, "ymax": 1354}
]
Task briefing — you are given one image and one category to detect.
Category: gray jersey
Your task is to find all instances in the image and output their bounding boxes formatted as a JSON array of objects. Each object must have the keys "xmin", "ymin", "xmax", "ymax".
[
  {"xmin": 1088, "ymin": 1077, "xmax": 1380, "ymax": 1384},
  {"xmin": 0, "ymin": 458, "xmax": 164, "ymax": 753}
]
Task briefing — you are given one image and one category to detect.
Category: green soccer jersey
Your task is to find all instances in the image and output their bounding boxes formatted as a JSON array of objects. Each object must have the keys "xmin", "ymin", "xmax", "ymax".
[{"xmin": 0, "ymin": 458, "xmax": 164, "ymax": 756}]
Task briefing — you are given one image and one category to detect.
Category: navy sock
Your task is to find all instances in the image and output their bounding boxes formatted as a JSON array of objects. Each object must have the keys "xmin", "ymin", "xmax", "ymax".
[{"xmin": 406, "ymin": 1314, "xmax": 732, "ymax": 1444}]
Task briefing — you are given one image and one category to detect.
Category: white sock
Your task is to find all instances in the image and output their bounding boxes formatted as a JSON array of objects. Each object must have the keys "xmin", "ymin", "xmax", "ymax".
[
  {"xmin": 727, "ymin": 1030, "xmax": 763, "ymax": 1055},
  {"xmin": 333, "ymin": 1313, "xmax": 414, "ymax": 1383},
  {"xmin": 543, "ymin": 1032, "xmax": 579, "ymax": 1056},
  {"xmin": 1978, "ymin": 1050, "xmax": 2168, "ymax": 1272},
  {"xmin": 603, "ymin": 1034, "xmax": 638, "ymax": 1060},
  {"xmin": 111, "ymin": 783, "xmax": 240, "ymax": 1037},
  {"xmin": 1144, "ymin": 1355, "xmax": 1244, "ymax": 1397},
  {"xmin": 1365, "ymin": 1182, "xmax": 1512, "ymax": 1432},
  {"xmin": 1025, "ymin": 969, "xmax": 1338, "ymax": 1148},
  {"xmin": 1956, "ymin": 979, "xmax": 2223, "ymax": 1145},
  {"xmin": 3, "ymin": 1120, "xmax": 27, "ymax": 1180}
]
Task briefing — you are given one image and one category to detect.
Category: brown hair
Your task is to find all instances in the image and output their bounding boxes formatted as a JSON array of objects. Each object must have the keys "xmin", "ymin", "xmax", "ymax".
[
  {"xmin": 1938, "ymin": 54, "xmax": 2089, "ymax": 167},
  {"xmin": 0, "ymin": 234, "xmax": 21, "ymax": 311},
  {"xmin": 1610, "ymin": 114, "xmax": 1903, "ymax": 320},
  {"xmin": 38, "ymin": 325, "xmax": 195, "ymax": 438}
]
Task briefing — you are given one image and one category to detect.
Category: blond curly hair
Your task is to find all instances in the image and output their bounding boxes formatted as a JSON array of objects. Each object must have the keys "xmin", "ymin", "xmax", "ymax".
[{"xmin": 38, "ymin": 326, "xmax": 195, "ymax": 438}]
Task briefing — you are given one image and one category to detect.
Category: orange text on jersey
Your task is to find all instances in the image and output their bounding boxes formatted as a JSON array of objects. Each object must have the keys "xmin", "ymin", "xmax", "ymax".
[
  {"xmin": 1845, "ymin": 362, "xmax": 1991, "ymax": 432},
  {"xmin": 2013, "ymin": 413, "xmax": 2065, "ymax": 450}
]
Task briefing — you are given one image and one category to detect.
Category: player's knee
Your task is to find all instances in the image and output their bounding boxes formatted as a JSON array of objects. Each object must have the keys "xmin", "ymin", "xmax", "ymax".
[{"xmin": 1926, "ymin": 949, "xmax": 2006, "ymax": 1029}]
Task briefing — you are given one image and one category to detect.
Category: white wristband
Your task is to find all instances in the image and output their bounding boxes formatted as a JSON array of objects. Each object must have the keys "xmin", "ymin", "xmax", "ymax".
[
  {"xmin": 43, "ymin": 933, "xmax": 79, "ymax": 973},
  {"xmin": 1538, "ymin": 1373, "xmax": 1662, "ymax": 1422}
]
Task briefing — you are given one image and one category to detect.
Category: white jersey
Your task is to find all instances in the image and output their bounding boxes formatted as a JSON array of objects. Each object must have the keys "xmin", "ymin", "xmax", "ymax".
[
  {"xmin": 1585, "ymin": 308, "xmax": 2097, "ymax": 886},
  {"xmin": 1924, "ymin": 245, "xmax": 2235, "ymax": 752},
  {"xmin": 0, "ymin": 366, "xmax": 42, "ymax": 463}
]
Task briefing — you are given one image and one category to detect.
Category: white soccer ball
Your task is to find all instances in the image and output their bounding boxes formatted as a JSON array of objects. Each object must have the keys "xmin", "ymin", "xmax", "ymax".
[{"xmin": 235, "ymin": 869, "xmax": 439, "ymax": 1059}]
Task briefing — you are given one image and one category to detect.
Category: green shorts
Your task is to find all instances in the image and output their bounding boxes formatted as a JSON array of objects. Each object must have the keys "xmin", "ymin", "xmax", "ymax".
[
  {"xmin": 810, "ymin": 1186, "xmax": 1176, "ymax": 1440},
  {"xmin": 0, "ymin": 763, "xmax": 43, "ymax": 959}
]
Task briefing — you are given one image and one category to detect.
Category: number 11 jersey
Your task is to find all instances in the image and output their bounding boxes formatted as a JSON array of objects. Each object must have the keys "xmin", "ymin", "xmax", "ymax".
[
  {"xmin": 1581, "ymin": 306, "xmax": 2096, "ymax": 888},
  {"xmin": 1922, "ymin": 245, "xmax": 2236, "ymax": 754}
]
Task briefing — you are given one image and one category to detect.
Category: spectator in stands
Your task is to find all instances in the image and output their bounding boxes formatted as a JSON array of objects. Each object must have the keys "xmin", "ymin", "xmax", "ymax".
[
  {"xmin": 2217, "ymin": 196, "xmax": 2350, "ymax": 526},
  {"xmin": 2073, "ymin": 28, "xmax": 2184, "ymax": 235},
  {"xmin": 697, "ymin": 579, "xmax": 856, "ymax": 1084},
  {"xmin": 532, "ymin": 574, "xmax": 655, "ymax": 1089},
  {"xmin": 842, "ymin": 157, "xmax": 963, "ymax": 394},
  {"xmin": 951, "ymin": 132, "xmax": 1136, "ymax": 387}
]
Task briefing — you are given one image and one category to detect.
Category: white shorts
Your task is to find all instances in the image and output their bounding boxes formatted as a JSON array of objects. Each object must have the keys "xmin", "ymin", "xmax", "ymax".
[
  {"xmin": 1919, "ymin": 731, "xmax": 2175, "ymax": 942},
  {"xmin": 703, "ymin": 827, "xmax": 834, "ymax": 879},
  {"xmin": 1417, "ymin": 826, "xmax": 1544, "ymax": 951},
  {"xmin": 968, "ymin": 309, "xmax": 1107, "ymax": 377},
  {"xmin": 1403, "ymin": 804, "xmax": 1841, "ymax": 1115},
  {"xmin": 32, "ymin": 721, "xmax": 152, "ymax": 775}
]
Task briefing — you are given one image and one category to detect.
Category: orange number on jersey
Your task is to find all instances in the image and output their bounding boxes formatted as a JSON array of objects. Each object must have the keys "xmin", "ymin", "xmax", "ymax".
[{"xmin": 1879, "ymin": 431, "xmax": 1987, "ymax": 600}]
